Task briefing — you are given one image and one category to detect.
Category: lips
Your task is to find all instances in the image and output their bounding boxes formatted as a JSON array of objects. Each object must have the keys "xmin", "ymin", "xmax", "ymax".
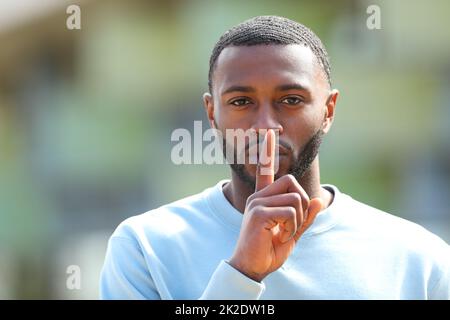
[
  {"xmin": 246, "ymin": 144, "xmax": 289, "ymax": 157},
  {"xmin": 277, "ymin": 144, "xmax": 290, "ymax": 155}
]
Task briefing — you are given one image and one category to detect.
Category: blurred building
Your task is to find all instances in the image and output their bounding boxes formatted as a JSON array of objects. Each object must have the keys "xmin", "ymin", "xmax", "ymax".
[{"xmin": 0, "ymin": 0, "xmax": 449, "ymax": 299}]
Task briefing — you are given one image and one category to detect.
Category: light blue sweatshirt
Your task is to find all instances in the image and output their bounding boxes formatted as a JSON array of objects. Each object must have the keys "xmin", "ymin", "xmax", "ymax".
[{"xmin": 100, "ymin": 180, "xmax": 450, "ymax": 299}]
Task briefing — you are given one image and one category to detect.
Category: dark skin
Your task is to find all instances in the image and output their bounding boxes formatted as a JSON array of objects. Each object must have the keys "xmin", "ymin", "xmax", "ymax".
[{"xmin": 203, "ymin": 44, "xmax": 339, "ymax": 282}]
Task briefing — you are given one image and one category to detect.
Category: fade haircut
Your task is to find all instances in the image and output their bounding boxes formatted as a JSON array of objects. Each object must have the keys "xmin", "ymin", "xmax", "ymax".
[{"xmin": 208, "ymin": 15, "xmax": 331, "ymax": 93}]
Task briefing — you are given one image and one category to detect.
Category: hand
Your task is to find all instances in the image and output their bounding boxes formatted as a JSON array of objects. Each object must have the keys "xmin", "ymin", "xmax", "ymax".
[{"xmin": 229, "ymin": 129, "xmax": 323, "ymax": 282}]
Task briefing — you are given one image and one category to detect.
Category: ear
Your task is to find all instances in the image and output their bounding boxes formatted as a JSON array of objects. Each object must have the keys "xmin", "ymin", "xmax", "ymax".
[
  {"xmin": 203, "ymin": 92, "xmax": 216, "ymax": 129},
  {"xmin": 322, "ymin": 89, "xmax": 339, "ymax": 133}
]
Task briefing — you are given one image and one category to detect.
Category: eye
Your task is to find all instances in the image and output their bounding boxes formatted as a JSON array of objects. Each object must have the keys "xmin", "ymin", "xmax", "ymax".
[
  {"xmin": 280, "ymin": 96, "xmax": 303, "ymax": 106},
  {"xmin": 229, "ymin": 98, "xmax": 252, "ymax": 107}
]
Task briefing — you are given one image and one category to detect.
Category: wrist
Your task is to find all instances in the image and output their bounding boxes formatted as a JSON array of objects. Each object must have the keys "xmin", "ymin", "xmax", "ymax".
[{"xmin": 228, "ymin": 258, "xmax": 266, "ymax": 282}]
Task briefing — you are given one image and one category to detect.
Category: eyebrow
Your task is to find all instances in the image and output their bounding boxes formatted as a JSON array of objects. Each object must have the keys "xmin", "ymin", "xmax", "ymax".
[
  {"xmin": 221, "ymin": 85, "xmax": 255, "ymax": 96},
  {"xmin": 275, "ymin": 83, "xmax": 309, "ymax": 92},
  {"xmin": 221, "ymin": 83, "xmax": 310, "ymax": 96}
]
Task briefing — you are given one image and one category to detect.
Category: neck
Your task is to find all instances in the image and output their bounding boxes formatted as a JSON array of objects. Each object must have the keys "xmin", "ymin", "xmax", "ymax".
[{"xmin": 222, "ymin": 156, "xmax": 333, "ymax": 213}]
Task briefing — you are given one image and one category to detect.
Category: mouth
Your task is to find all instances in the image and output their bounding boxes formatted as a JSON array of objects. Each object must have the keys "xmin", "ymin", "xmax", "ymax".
[
  {"xmin": 277, "ymin": 144, "xmax": 290, "ymax": 156},
  {"xmin": 245, "ymin": 143, "xmax": 290, "ymax": 159}
]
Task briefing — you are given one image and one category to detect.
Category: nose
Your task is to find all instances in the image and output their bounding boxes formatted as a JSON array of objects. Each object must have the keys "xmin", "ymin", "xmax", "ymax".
[{"xmin": 251, "ymin": 102, "xmax": 283, "ymax": 135}]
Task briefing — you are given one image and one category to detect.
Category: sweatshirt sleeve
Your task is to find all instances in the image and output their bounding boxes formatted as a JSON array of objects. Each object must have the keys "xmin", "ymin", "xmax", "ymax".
[
  {"xmin": 100, "ymin": 235, "xmax": 265, "ymax": 300},
  {"xmin": 199, "ymin": 260, "xmax": 265, "ymax": 300},
  {"xmin": 429, "ymin": 245, "xmax": 450, "ymax": 300},
  {"xmin": 99, "ymin": 236, "xmax": 161, "ymax": 300}
]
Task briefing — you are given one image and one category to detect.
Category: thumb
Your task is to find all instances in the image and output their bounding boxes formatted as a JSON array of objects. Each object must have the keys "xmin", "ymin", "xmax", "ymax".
[
  {"xmin": 306, "ymin": 198, "xmax": 323, "ymax": 224},
  {"xmin": 294, "ymin": 197, "xmax": 323, "ymax": 241}
]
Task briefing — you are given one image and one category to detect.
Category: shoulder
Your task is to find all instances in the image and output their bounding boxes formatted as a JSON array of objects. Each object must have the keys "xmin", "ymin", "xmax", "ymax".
[
  {"xmin": 340, "ymin": 192, "xmax": 450, "ymax": 267},
  {"xmin": 110, "ymin": 186, "xmax": 216, "ymax": 244},
  {"xmin": 345, "ymin": 194, "xmax": 447, "ymax": 244}
]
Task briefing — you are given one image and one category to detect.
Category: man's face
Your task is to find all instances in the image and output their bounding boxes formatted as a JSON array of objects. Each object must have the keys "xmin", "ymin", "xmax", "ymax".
[{"xmin": 205, "ymin": 44, "xmax": 337, "ymax": 189}]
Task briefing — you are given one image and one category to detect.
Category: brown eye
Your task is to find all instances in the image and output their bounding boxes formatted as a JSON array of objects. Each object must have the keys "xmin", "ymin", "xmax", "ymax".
[
  {"xmin": 230, "ymin": 98, "xmax": 251, "ymax": 107},
  {"xmin": 281, "ymin": 96, "xmax": 303, "ymax": 105}
]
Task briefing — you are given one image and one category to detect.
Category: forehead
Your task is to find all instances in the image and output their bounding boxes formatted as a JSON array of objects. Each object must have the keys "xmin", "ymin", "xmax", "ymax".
[{"xmin": 213, "ymin": 44, "xmax": 320, "ymax": 94}]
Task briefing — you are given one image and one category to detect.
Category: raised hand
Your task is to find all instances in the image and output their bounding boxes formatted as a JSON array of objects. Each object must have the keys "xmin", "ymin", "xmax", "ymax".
[{"xmin": 229, "ymin": 129, "xmax": 323, "ymax": 282}]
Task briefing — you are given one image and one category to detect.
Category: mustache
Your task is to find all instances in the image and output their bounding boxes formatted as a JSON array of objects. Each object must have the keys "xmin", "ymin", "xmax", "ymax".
[
  {"xmin": 212, "ymin": 120, "xmax": 294, "ymax": 155},
  {"xmin": 244, "ymin": 135, "xmax": 293, "ymax": 154}
]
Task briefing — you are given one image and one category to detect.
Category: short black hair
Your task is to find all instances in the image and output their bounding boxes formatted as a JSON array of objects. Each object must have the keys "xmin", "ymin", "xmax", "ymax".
[{"xmin": 208, "ymin": 15, "xmax": 331, "ymax": 93}]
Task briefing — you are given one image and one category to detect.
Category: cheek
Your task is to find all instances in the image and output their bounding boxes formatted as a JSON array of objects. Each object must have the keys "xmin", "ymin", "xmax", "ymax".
[
  {"xmin": 281, "ymin": 110, "xmax": 322, "ymax": 148},
  {"xmin": 215, "ymin": 107, "xmax": 252, "ymax": 130},
  {"xmin": 282, "ymin": 109, "xmax": 318, "ymax": 133},
  {"xmin": 302, "ymin": 106, "xmax": 325, "ymax": 131}
]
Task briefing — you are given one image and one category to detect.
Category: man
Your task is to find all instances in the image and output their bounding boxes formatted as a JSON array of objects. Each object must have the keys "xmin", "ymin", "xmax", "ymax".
[{"xmin": 100, "ymin": 16, "xmax": 449, "ymax": 299}]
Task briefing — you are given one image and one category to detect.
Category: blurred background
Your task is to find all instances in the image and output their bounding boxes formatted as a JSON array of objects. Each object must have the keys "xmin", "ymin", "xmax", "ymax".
[{"xmin": 0, "ymin": 0, "xmax": 449, "ymax": 299}]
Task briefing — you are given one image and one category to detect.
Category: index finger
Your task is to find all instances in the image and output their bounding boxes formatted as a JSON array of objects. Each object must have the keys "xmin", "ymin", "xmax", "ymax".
[{"xmin": 255, "ymin": 129, "xmax": 276, "ymax": 192}]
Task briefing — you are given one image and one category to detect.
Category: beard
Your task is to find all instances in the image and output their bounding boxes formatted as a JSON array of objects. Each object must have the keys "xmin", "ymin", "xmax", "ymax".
[{"xmin": 224, "ymin": 128, "xmax": 324, "ymax": 190}]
